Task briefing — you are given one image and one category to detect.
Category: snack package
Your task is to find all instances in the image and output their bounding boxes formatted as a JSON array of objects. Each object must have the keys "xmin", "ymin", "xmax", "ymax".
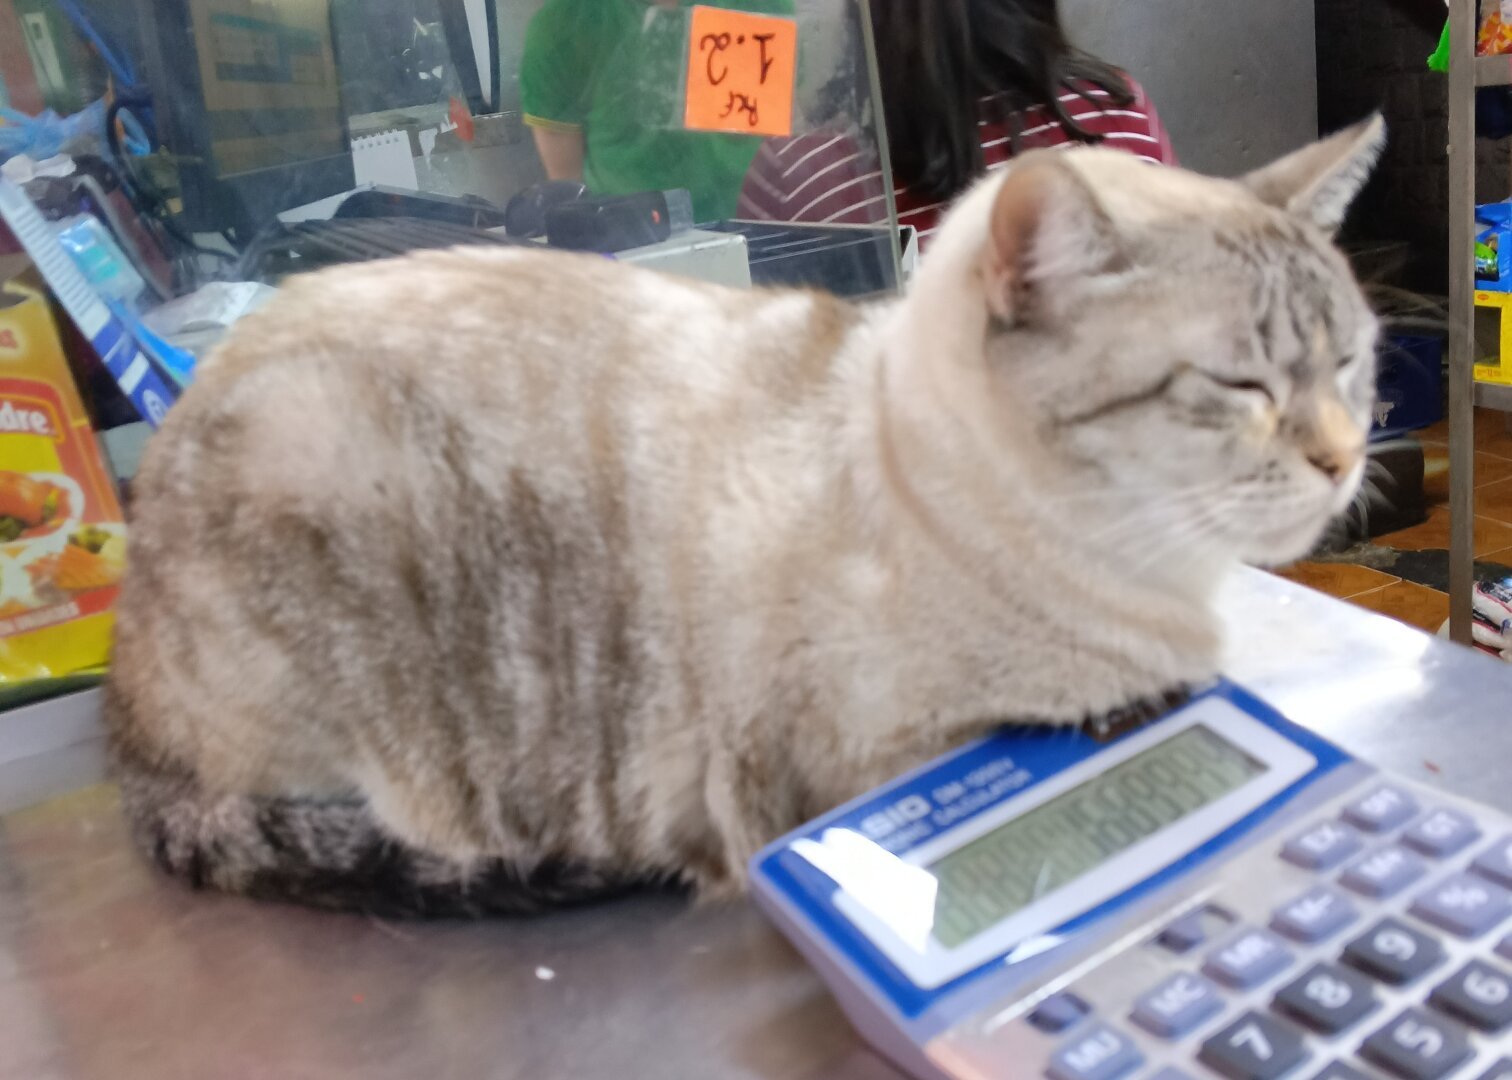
[
  {"xmin": 0, "ymin": 273, "xmax": 125, "ymax": 691},
  {"xmin": 1476, "ymin": 203, "xmax": 1512, "ymax": 290},
  {"xmin": 1482, "ymin": 3, "xmax": 1512, "ymax": 56}
]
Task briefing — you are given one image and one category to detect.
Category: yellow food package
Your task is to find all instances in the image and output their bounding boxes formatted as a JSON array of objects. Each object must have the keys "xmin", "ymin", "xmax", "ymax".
[
  {"xmin": 1482, "ymin": 9, "xmax": 1512, "ymax": 56},
  {"xmin": 0, "ymin": 275, "xmax": 125, "ymax": 689}
]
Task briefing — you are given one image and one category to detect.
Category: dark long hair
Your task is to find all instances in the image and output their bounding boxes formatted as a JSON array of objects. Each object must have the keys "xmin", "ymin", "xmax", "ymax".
[{"xmin": 869, "ymin": 0, "xmax": 1135, "ymax": 200}]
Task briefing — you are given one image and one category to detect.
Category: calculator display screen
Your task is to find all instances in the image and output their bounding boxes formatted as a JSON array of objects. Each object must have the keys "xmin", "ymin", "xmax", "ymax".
[{"xmin": 928, "ymin": 725, "xmax": 1265, "ymax": 948}]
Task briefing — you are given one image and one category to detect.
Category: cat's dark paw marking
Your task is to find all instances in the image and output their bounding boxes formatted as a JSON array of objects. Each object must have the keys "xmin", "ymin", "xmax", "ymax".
[{"xmin": 1083, "ymin": 685, "xmax": 1194, "ymax": 743}]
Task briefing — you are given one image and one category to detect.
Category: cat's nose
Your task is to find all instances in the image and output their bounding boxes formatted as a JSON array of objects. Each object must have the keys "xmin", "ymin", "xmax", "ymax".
[
  {"xmin": 1307, "ymin": 450, "xmax": 1344, "ymax": 481},
  {"xmin": 1302, "ymin": 398, "xmax": 1364, "ymax": 485}
]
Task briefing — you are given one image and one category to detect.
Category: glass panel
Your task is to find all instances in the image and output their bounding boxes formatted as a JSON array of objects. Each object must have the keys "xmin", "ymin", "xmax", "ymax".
[{"xmin": 0, "ymin": 0, "xmax": 900, "ymax": 341}]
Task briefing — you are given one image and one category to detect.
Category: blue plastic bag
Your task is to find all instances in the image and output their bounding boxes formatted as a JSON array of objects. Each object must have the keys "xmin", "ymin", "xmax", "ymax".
[{"xmin": 0, "ymin": 100, "xmax": 109, "ymax": 164}]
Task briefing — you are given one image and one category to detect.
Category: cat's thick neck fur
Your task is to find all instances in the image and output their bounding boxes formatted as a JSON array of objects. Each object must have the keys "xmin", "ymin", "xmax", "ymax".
[{"xmin": 805, "ymin": 176, "xmax": 1224, "ymax": 734}]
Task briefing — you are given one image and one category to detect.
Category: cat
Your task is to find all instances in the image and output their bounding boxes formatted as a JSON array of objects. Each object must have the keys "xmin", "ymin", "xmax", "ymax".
[{"xmin": 105, "ymin": 116, "xmax": 1385, "ymax": 917}]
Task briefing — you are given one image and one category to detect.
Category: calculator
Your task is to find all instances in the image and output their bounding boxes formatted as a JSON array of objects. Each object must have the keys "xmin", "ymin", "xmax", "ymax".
[{"xmin": 750, "ymin": 681, "xmax": 1512, "ymax": 1080}]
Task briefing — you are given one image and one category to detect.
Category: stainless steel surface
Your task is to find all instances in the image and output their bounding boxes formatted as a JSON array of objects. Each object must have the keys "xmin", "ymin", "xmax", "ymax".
[
  {"xmin": 0, "ymin": 689, "xmax": 103, "ymax": 816},
  {"xmin": 2, "ymin": 569, "xmax": 1511, "ymax": 1079},
  {"xmin": 1475, "ymin": 379, "xmax": 1512, "ymax": 412},
  {"xmin": 1451, "ymin": 0, "xmax": 1478, "ymax": 646},
  {"xmin": 1478, "ymin": 54, "xmax": 1512, "ymax": 87}
]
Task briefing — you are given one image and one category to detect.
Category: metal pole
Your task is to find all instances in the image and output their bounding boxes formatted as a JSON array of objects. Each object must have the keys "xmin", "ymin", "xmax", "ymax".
[{"xmin": 1449, "ymin": 0, "xmax": 1477, "ymax": 646}]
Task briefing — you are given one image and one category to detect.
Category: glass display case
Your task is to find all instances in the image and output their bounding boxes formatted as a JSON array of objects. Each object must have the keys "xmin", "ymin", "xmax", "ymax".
[
  {"xmin": 1, "ymin": 0, "xmax": 902, "ymax": 316},
  {"xmin": 0, "ymin": 0, "xmax": 901, "ymax": 710}
]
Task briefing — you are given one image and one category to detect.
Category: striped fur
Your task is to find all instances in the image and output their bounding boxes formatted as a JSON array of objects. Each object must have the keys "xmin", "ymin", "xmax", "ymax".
[{"xmin": 107, "ymin": 121, "xmax": 1384, "ymax": 915}]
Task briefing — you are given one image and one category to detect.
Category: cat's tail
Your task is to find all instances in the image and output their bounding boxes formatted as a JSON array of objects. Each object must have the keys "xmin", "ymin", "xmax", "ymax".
[{"xmin": 108, "ymin": 714, "xmax": 628, "ymax": 920}]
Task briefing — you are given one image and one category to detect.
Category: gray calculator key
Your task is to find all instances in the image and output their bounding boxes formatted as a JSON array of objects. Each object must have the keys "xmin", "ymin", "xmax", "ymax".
[
  {"xmin": 1130, "ymin": 972, "xmax": 1223, "ymax": 1038},
  {"xmin": 1343, "ymin": 918, "xmax": 1444, "ymax": 985},
  {"xmin": 1403, "ymin": 808, "xmax": 1481, "ymax": 858},
  {"xmin": 1046, "ymin": 1024, "xmax": 1142, "ymax": 1080},
  {"xmin": 1198, "ymin": 1011, "xmax": 1308, "ymax": 1080},
  {"xmin": 1410, "ymin": 872, "xmax": 1512, "ymax": 938},
  {"xmin": 1158, "ymin": 910, "xmax": 1209, "ymax": 954},
  {"xmin": 1283, "ymin": 820, "xmax": 1364, "ymax": 870},
  {"xmin": 1476, "ymin": 1062, "xmax": 1512, "ymax": 1080},
  {"xmin": 1343, "ymin": 786, "xmax": 1419, "ymax": 833},
  {"xmin": 1203, "ymin": 928, "xmax": 1293, "ymax": 990},
  {"xmin": 1340, "ymin": 845, "xmax": 1427, "ymax": 899},
  {"xmin": 1471, "ymin": 835, "xmax": 1512, "ymax": 889},
  {"xmin": 1360, "ymin": 1008, "xmax": 1471, "ymax": 1080},
  {"xmin": 1274, "ymin": 962, "xmax": 1377, "ymax": 1034},
  {"xmin": 1428, "ymin": 959, "xmax": 1512, "ymax": 1032},
  {"xmin": 1030, "ymin": 992, "xmax": 1091, "ymax": 1034},
  {"xmin": 1272, "ymin": 886, "xmax": 1358, "ymax": 944},
  {"xmin": 1311, "ymin": 1066, "xmax": 1371, "ymax": 1080}
]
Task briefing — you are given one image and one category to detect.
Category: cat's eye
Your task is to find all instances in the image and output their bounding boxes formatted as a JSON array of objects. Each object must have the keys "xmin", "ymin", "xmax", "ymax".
[{"xmin": 1206, "ymin": 375, "xmax": 1276, "ymax": 402}]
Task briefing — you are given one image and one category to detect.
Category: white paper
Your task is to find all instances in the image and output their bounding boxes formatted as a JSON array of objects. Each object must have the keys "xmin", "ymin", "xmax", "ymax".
[
  {"xmin": 352, "ymin": 130, "xmax": 419, "ymax": 190},
  {"xmin": 142, "ymin": 282, "xmax": 276, "ymax": 336}
]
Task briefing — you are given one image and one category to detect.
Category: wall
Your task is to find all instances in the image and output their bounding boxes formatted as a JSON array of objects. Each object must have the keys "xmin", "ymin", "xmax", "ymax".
[
  {"xmin": 1062, "ymin": 0, "xmax": 1319, "ymax": 178},
  {"xmin": 1316, "ymin": 0, "xmax": 1489, "ymax": 295}
]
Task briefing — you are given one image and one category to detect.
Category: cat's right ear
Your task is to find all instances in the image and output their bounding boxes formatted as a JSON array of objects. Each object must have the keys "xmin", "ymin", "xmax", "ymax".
[
  {"xmin": 1240, "ymin": 114, "xmax": 1385, "ymax": 234},
  {"xmin": 985, "ymin": 156, "xmax": 1124, "ymax": 323}
]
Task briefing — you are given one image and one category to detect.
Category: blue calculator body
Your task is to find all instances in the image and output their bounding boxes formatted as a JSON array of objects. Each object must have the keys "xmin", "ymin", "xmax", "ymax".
[{"xmin": 750, "ymin": 681, "xmax": 1512, "ymax": 1080}]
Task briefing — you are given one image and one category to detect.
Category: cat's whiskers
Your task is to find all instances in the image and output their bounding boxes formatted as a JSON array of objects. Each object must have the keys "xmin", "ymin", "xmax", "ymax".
[
  {"xmin": 1119, "ymin": 498, "xmax": 1235, "ymax": 580},
  {"xmin": 1366, "ymin": 437, "xmax": 1416, "ymax": 458},
  {"xmin": 1074, "ymin": 483, "xmax": 1235, "ymax": 548},
  {"xmin": 1038, "ymin": 481, "xmax": 1223, "ymax": 505}
]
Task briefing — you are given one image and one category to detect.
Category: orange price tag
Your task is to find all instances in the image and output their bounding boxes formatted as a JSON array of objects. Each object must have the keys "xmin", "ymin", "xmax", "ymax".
[{"xmin": 683, "ymin": 6, "xmax": 797, "ymax": 138}]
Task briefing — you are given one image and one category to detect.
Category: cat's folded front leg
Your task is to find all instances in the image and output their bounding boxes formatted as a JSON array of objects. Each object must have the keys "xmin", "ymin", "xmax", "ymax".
[{"xmin": 1081, "ymin": 685, "xmax": 1194, "ymax": 741}]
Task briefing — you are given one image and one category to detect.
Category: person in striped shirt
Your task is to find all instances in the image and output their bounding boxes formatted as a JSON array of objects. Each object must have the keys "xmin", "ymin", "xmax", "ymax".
[{"xmin": 738, "ymin": 0, "xmax": 1177, "ymax": 250}]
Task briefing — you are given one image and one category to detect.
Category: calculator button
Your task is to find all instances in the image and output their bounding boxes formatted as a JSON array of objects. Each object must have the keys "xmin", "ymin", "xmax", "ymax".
[
  {"xmin": 1428, "ymin": 959, "xmax": 1512, "ymax": 1032},
  {"xmin": 1359, "ymin": 1008, "xmax": 1471, "ymax": 1080},
  {"xmin": 1046, "ymin": 1024, "xmax": 1142, "ymax": 1080},
  {"xmin": 1203, "ymin": 928, "xmax": 1293, "ymax": 990},
  {"xmin": 1311, "ymin": 1066, "xmax": 1371, "ymax": 1080},
  {"xmin": 1130, "ymin": 972, "xmax": 1223, "ymax": 1038},
  {"xmin": 1343, "ymin": 918, "xmax": 1444, "ymax": 986},
  {"xmin": 1500, "ymin": 934, "xmax": 1512, "ymax": 962},
  {"xmin": 1273, "ymin": 962, "xmax": 1377, "ymax": 1034},
  {"xmin": 1030, "ymin": 992, "xmax": 1091, "ymax": 1034},
  {"xmin": 1197, "ymin": 1011, "xmax": 1308, "ymax": 1080},
  {"xmin": 1283, "ymin": 820, "xmax": 1364, "ymax": 870},
  {"xmin": 1340, "ymin": 846, "xmax": 1427, "ymax": 899},
  {"xmin": 1409, "ymin": 872, "xmax": 1512, "ymax": 938},
  {"xmin": 1343, "ymin": 786, "xmax": 1419, "ymax": 834},
  {"xmin": 1158, "ymin": 910, "xmax": 1210, "ymax": 954},
  {"xmin": 1476, "ymin": 1061, "xmax": 1512, "ymax": 1080},
  {"xmin": 1402, "ymin": 808, "xmax": 1481, "ymax": 858},
  {"xmin": 1272, "ymin": 886, "xmax": 1358, "ymax": 944},
  {"xmin": 1471, "ymin": 835, "xmax": 1512, "ymax": 889}
]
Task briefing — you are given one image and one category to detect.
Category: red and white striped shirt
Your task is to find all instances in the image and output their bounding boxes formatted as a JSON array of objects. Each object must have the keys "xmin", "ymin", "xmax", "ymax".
[{"xmin": 738, "ymin": 79, "xmax": 1176, "ymax": 250}]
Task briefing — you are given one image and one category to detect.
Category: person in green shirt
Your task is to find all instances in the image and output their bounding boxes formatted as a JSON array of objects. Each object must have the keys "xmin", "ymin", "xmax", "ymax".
[{"xmin": 521, "ymin": 0, "xmax": 793, "ymax": 223}]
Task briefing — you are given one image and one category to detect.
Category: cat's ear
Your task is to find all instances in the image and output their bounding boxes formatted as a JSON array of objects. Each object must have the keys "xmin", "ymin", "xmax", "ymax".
[
  {"xmin": 985, "ymin": 155, "xmax": 1124, "ymax": 322},
  {"xmin": 1241, "ymin": 114, "xmax": 1385, "ymax": 234}
]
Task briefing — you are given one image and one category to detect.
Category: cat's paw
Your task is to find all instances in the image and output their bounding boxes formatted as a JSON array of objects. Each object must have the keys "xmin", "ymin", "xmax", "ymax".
[
  {"xmin": 687, "ymin": 863, "xmax": 750, "ymax": 906},
  {"xmin": 1082, "ymin": 685, "xmax": 1193, "ymax": 741}
]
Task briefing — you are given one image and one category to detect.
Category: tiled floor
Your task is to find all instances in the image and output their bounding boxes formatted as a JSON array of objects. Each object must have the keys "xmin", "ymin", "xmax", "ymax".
[{"xmin": 1277, "ymin": 409, "xmax": 1512, "ymax": 634}]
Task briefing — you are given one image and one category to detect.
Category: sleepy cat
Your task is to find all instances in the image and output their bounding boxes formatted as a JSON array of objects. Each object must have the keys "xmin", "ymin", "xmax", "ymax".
[{"xmin": 105, "ymin": 117, "xmax": 1384, "ymax": 915}]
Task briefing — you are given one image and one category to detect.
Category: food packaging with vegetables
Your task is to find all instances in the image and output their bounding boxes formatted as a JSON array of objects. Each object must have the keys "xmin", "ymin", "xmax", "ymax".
[{"xmin": 0, "ymin": 273, "xmax": 125, "ymax": 695}]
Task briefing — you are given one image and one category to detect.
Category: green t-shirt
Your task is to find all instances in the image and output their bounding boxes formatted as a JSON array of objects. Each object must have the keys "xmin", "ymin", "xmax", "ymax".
[{"xmin": 521, "ymin": 0, "xmax": 794, "ymax": 222}]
